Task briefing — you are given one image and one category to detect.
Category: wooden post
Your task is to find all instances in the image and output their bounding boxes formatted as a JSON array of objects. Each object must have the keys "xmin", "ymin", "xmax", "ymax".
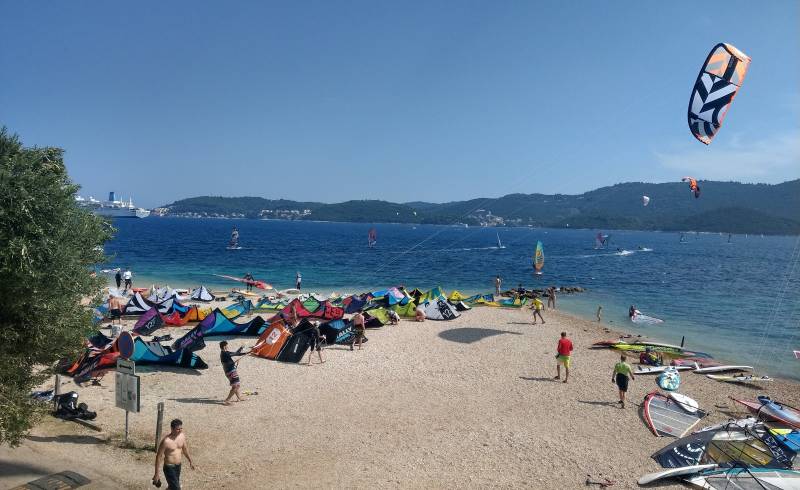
[
  {"xmin": 53, "ymin": 374, "xmax": 61, "ymax": 411},
  {"xmin": 154, "ymin": 402, "xmax": 164, "ymax": 452}
]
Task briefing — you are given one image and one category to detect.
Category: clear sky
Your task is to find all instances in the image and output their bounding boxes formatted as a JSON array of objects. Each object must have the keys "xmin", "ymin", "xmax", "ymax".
[{"xmin": 2, "ymin": 1, "xmax": 798, "ymax": 208}]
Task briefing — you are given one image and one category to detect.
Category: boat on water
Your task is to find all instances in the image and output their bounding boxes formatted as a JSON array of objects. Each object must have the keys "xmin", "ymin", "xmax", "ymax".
[{"xmin": 76, "ymin": 192, "xmax": 150, "ymax": 218}]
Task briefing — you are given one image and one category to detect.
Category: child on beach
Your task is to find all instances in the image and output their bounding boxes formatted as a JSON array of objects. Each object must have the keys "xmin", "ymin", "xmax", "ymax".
[
  {"xmin": 612, "ymin": 355, "xmax": 635, "ymax": 408},
  {"xmin": 531, "ymin": 296, "xmax": 545, "ymax": 324},
  {"xmin": 555, "ymin": 332, "xmax": 572, "ymax": 383}
]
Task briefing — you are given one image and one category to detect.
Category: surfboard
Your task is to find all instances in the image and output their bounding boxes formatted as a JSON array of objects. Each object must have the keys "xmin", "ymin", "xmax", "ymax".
[
  {"xmin": 693, "ymin": 365, "xmax": 753, "ymax": 374},
  {"xmin": 707, "ymin": 374, "xmax": 772, "ymax": 384},
  {"xmin": 634, "ymin": 365, "xmax": 694, "ymax": 375},
  {"xmin": 669, "ymin": 392, "xmax": 700, "ymax": 413},
  {"xmin": 638, "ymin": 464, "xmax": 717, "ymax": 485}
]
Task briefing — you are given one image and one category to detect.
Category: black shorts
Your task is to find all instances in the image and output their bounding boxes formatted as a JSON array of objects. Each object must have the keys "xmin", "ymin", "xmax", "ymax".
[
  {"xmin": 124, "ymin": 279, "xmax": 132, "ymax": 287},
  {"xmin": 163, "ymin": 463, "xmax": 181, "ymax": 490},
  {"xmin": 109, "ymin": 309, "xmax": 122, "ymax": 319},
  {"xmin": 615, "ymin": 373, "xmax": 629, "ymax": 392}
]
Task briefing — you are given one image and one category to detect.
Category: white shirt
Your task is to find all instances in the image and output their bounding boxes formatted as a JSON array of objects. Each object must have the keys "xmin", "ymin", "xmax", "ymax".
[{"xmin": 123, "ymin": 271, "xmax": 132, "ymax": 280}]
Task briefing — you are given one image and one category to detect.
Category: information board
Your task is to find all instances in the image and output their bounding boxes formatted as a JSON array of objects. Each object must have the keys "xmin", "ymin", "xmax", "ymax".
[{"xmin": 115, "ymin": 372, "xmax": 140, "ymax": 413}]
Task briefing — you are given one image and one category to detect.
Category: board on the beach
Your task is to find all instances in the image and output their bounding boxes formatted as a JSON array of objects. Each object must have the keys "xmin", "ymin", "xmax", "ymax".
[
  {"xmin": 706, "ymin": 374, "xmax": 772, "ymax": 384},
  {"xmin": 638, "ymin": 464, "xmax": 717, "ymax": 485},
  {"xmin": 669, "ymin": 392, "xmax": 700, "ymax": 413},
  {"xmin": 730, "ymin": 396, "xmax": 800, "ymax": 429},
  {"xmin": 635, "ymin": 365, "xmax": 694, "ymax": 375},
  {"xmin": 643, "ymin": 391, "xmax": 705, "ymax": 437},
  {"xmin": 694, "ymin": 365, "xmax": 753, "ymax": 374}
]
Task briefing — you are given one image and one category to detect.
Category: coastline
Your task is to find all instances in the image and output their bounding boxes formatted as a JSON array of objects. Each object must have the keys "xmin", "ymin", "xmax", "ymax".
[{"xmin": 3, "ymin": 293, "xmax": 799, "ymax": 489}]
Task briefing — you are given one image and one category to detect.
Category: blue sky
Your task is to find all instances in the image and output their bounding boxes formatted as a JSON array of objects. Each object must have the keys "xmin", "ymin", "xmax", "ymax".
[{"xmin": 1, "ymin": 1, "xmax": 798, "ymax": 208}]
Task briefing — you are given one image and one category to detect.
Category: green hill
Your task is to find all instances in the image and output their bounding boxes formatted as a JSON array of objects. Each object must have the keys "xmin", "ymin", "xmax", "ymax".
[{"xmin": 158, "ymin": 179, "xmax": 800, "ymax": 234}]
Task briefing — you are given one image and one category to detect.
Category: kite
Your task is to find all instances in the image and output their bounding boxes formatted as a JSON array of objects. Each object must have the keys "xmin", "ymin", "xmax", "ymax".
[
  {"xmin": 682, "ymin": 177, "xmax": 701, "ymax": 198},
  {"xmin": 642, "ymin": 196, "xmax": 650, "ymax": 206},
  {"xmin": 688, "ymin": 43, "xmax": 750, "ymax": 144}
]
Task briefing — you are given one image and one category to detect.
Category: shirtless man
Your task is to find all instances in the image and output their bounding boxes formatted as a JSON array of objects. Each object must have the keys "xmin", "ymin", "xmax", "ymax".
[
  {"xmin": 107, "ymin": 294, "xmax": 125, "ymax": 325},
  {"xmin": 350, "ymin": 312, "xmax": 365, "ymax": 351},
  {"xmin": 154, "ymin": 419, "xmax": 195, "ymax": 490}
]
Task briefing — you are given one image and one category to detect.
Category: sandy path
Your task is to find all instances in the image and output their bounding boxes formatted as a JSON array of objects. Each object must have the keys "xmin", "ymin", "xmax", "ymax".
[{"xmin": 2, "ymin": 301, "xmax": 798, "ymax": 489}]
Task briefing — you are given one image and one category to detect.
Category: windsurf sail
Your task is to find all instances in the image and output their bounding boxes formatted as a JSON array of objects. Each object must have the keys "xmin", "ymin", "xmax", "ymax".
[
  {"xmin": 595, "ymin": 233, "xmax": 610, "ymax": 249},
  {"xmin": 214, "ymin": 274, "xmax": 273, "ymax": 290},
  {"xmin": 533, "ymin": 241, "xmax": 544, "ymax": 273},
  {"xmin": 496, "ymin": 233, "xmax": 505, "ymax": 249},
  {"xmin": 368, "ymin": 227, "xmax": 377, "ymax": 248},
  {"xmin": 228, "ymin": 227, "xmax": 240, "ymax": 248}
]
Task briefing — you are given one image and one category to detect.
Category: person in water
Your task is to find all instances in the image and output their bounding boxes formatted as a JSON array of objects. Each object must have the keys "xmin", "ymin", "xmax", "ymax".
[
  {"xmin": 629, "ymin": 305, "xmax": 637, "ymax": 319},
  {"xmin": 596, "ymin": 305, "xmax": 603, "ymax": 323},
  {"xmin": 243, "ymin": 272, "xmax": 254, "ymax": 292},
  {"xmin": 547, "ymin": 287, "xmax": 557, "ymax": 309},
  {"xmin": 154, "ymin": 418, "xmax": 196, "ymax": 489},
  {"xmin": 295, "ymin": 271, "xmax": 302, "ymax": 290},
  {"xmin": 612, "ymin": 355, "xmax": 635, "ymax": 408}
]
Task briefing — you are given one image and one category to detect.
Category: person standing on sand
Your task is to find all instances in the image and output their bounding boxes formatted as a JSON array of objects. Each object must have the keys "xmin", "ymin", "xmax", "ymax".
[
  {"xmin": 154, "ymin": 418, "xmax": 196, "ymax": 490},
  {"xmin": 107, "ymin": 294, "xmax": 124, "ymax": 325},
  {"xmin": 596, "ymin": 305, "xmax": 602, "ymax": 323},
  {"xmin": 123, "ymin": 267, "xmax": 133, "ymax": 292},
  {"xmin": 350, "ymin": 311, "xmax": 365, "ymax": 350},
  {"xmin": 612, "ymin": 354, "xmax": 635, "ymax": 408},
  {"xmin": 306, "ymin": 321, "xmax": 325, "ymax": 366},
  {"xmin": 220, "ymin": 341, "xmax": 246, "ymax": 405},
  {"xmin": 531, "ymin": 296, "xmax": 545, "ymax": 324},
  {"xmin": 296, "ymin": 271, "xmax": 302, "ymax": 290},
  {"xmin": 114, "ymin": 269, "xmax": 122, "ymax": 289},
  {"xmin": 243, "ymin": 272, "xmax": 254, "ymax": 292},
  {"xmin": 494, "ymin": 275, "xmax": 502, "ymax": 296},
  {"xmin": 555, "ymin": 332, "xmax": 573, "ymax": 383},
  {"xmin": 547, "ymin": 287, "xmax": 557, "ymax": 309}
]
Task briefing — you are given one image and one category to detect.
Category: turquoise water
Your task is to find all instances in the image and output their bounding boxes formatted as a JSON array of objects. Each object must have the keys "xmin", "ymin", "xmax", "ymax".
[{"xmin": 103, "ymin": 218, "xmax": 800, "ymax": 380}]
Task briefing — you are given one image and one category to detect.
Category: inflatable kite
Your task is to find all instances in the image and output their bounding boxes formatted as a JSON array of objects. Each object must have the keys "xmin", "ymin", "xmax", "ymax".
[
  {"xmin": 682, "ymin": 177, "xmax": 701, "ymax": 198},
  {"xmin": 688, "ymin": 43, "xmax": 750, "ymax": 145}
]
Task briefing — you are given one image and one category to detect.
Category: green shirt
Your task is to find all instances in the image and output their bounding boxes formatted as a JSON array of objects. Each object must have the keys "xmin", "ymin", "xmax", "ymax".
[{"xmin": 613, "ymin": 362, "xmax": 633, "ymax": 377}]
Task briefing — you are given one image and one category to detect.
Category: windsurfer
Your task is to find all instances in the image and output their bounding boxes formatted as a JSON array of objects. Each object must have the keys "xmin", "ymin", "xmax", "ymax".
[
  {"xmin": 612, "ymin": 355, "xmax": 635, "ymax": 408},
  {"xmin": 628, "ymin": 305, "xmax": 637, "ymax": 319}
]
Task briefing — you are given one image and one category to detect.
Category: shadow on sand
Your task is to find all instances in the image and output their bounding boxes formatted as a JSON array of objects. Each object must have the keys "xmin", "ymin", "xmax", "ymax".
[
  {"xmin": 577, "ymin": 400, "xmax": 620, "ymax": 408},
  {"xmin": 169, "ymin": 397, "xmax": 226, "ymax": 406},
  {"xmin": 0, "ymin": 460, "xmax": 51, "ymax": 478},
  {"xmin": 25, "ymin": 434, "xmax": 106, "ymax": 445},
  {"xmin": 439, "ymin": 328, "xmax": 522, "ymax": 344},
  {"xmin": 519, "ymin": 376, "xmax": 559, "ymax": 383}
]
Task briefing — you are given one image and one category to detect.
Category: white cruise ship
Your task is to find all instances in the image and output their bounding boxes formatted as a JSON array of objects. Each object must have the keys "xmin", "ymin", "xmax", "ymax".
[{"xmin": 76, "ymin": 192, "xmax": 150, "ymax": 218}]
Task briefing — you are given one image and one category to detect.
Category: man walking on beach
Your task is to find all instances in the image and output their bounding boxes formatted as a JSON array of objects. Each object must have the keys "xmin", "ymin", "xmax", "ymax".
[
  {"xmin": 154, "ymin": 419, "xmax": 196, "ymax": 489},
  {"xmin": 612, "ymin": 354, "xmax": 635, "ymax": 408},
  {"xmin": 107, "ymin": 294, "xmax": 124, "ymax": 325},
  {"xmin": 295, "ymin": 271, "xmax": 302, "ymax": 290},
  {"xmin": 555, "ymin": 332, "xmax": 573, "ymax": 383},
  {"xmin": 494, "ymin": 275, "xmax": 502, "ymax": 296},
  {"xmin": 220, "ymin": 341, "xmax": 246, "ymax": 405},
  {"xmin": 114, "ymin": 269, "xmax": 122, "ymax": 290},
  {"xmin": 123, "ymin": 267, "xmax": 133, "ymax": 292},
  {"xmin": 547, "ymin": 287, "xmax": 557, "ymax": 309},
  {"xmin": 350, "ymin": 311, "xmax": 365, "ymax": 351},
  {"xmin": 243, "ymin": 272, "xmax": 254, "ymax": 292}
]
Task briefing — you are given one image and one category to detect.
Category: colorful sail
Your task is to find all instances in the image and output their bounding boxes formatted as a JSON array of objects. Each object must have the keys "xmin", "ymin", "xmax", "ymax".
[{"xmin": 533, "ymin": 241, "xmax": 544, "ymax": 272}]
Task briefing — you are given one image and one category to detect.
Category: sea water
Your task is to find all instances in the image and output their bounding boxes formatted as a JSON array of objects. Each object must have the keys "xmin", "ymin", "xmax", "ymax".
[{"xmin": 104, "ymin": 218, "xmax": 800, "ymax": 380}]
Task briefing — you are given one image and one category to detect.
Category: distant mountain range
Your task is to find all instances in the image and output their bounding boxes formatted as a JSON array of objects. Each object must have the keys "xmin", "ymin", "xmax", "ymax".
[{"xmin": 155, "ymin": 179, "xmax": 800, "ymax": 234}]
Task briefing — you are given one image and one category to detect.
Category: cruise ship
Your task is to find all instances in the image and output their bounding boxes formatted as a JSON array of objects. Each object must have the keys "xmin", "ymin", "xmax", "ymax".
[{"xmin": 76, "ymin": 192, "xmax": 150, "ymax": 218}]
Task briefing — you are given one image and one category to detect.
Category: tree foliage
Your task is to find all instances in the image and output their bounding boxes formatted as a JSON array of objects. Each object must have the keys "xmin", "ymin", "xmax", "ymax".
[{"xmin": 0, "ymin": 127, "xmax": 112, "ymax": 446}]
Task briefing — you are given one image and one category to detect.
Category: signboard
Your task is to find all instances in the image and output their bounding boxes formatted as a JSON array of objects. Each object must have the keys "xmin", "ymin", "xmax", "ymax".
[
  {"xmin": 117, "ymin": 359, "xmax": 136, "ymax": 375},
  {"xmin": 115, "ymin": 372, "xmax": 140, "ymax": 413},
  {"xmin": 117, "ymin": 331, "xmax": 135, "ymax": 359}
]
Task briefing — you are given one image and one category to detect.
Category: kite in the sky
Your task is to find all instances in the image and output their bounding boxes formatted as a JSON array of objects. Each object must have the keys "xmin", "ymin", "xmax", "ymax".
[
  {"xmin": 682, "ymin": 177, "xmax": 701, "ymax": 198},
  {"xmin": 688, "ymin": 43, "xmax": 750, "ymax": 144}
]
